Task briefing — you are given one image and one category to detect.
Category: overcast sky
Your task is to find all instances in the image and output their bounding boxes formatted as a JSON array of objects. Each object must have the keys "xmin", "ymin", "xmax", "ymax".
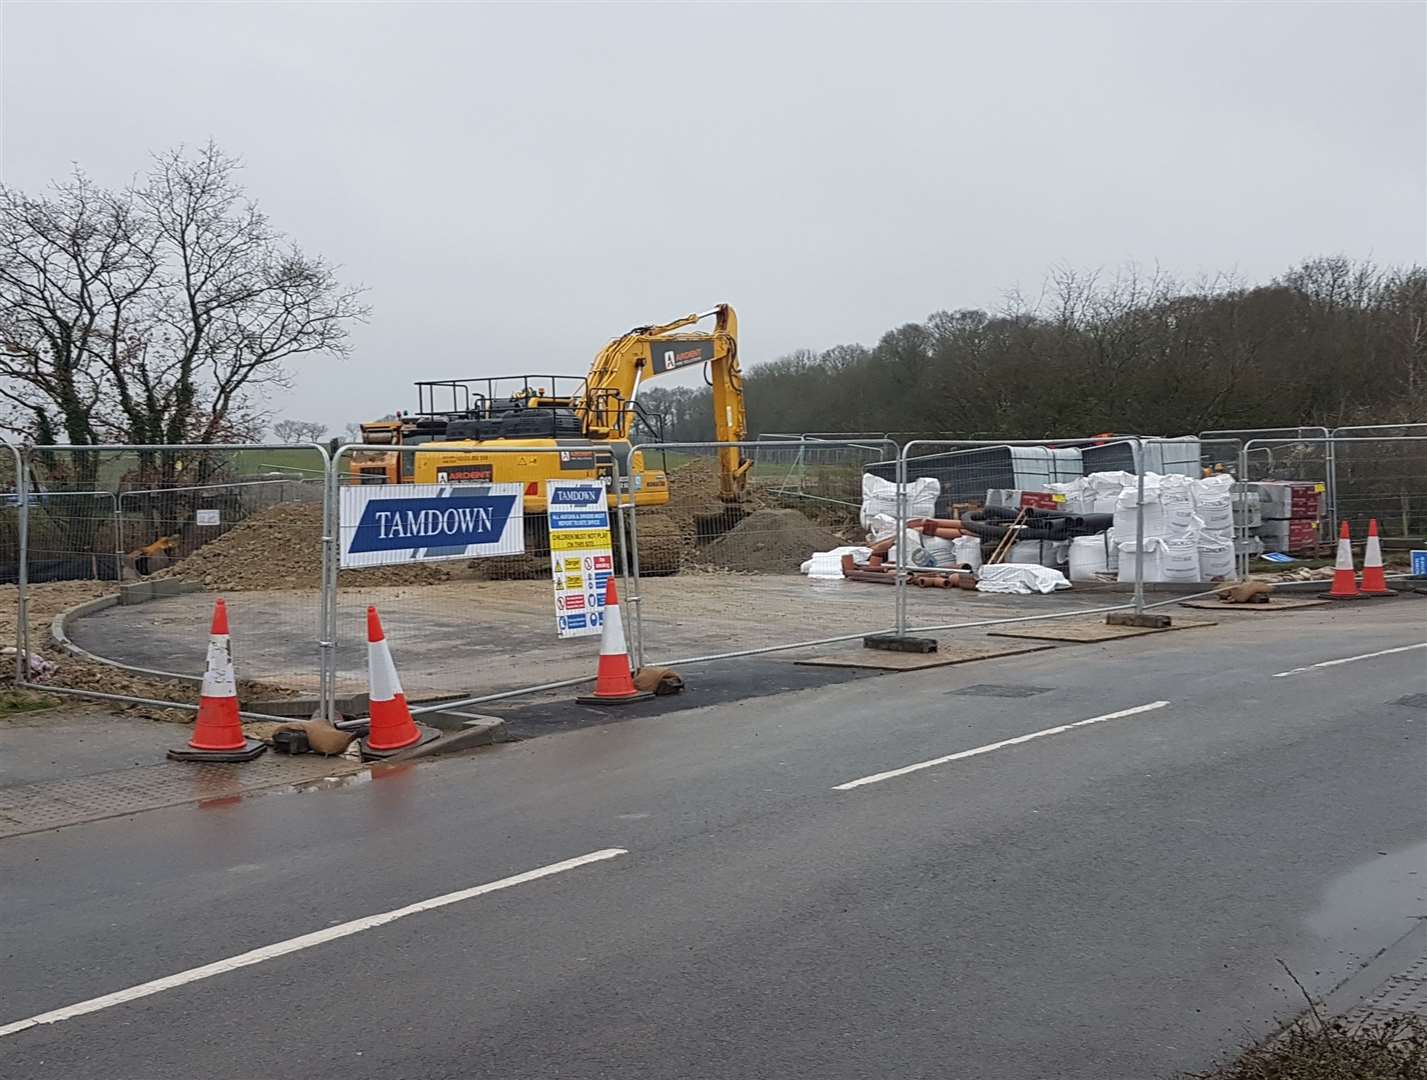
[{"xmin": 3, "ymin": 2, "xmax": 1423, "ymax": 433}]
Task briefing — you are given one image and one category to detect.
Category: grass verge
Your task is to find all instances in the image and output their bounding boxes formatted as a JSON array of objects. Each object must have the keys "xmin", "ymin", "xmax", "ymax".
[{"xmin": 1188, "ymin": 1014, "xmax": 1427, "ymax": 1079}]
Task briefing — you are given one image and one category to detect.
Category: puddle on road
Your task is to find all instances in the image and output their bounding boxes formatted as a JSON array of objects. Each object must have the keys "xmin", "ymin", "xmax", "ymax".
[
  {"xmin": 1306, "ymin": 840, "xmax": 1427, "ymax": 944},
  {"xmin": 293, "ymin": 769, "xmax": 373, "ymax": 794},
  {"xmin": 1289, "ymin": 840, "xmax": 1427, "ymax": 996}
]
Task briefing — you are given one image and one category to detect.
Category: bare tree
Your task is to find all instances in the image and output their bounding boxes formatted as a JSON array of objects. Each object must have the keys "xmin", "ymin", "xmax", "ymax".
[
  {"xmin": 0, "ymin": 143, "xmax": 366, "ymax": 486},
  {"xmin": 272, "ymin": 418, "xmax": 328, "ymax": 443}
]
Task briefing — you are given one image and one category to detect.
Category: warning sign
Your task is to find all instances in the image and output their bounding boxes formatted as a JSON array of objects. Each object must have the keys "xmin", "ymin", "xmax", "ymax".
[{"xmin": 547, "ymin": 480, "xmax": 614, "ymax": 639}]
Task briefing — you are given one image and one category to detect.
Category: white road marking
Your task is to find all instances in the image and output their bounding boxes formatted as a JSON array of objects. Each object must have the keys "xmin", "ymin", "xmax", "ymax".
[
  {"xmin": 833, "ymin": 701, "xmax": 1171, "ymax": 791},
  {"xmin": 0, "ymin": 847, "xmax": 627, "ymax": 1040},
  {"xmin": 1271, "ymin": 642, "xmax": 1427, "ymax": 678}
]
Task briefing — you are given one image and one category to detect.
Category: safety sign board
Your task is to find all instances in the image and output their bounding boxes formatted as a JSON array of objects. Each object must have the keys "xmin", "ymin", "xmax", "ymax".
[
  {"xmin": 340, "ymin": 483, "xmax": 524, "ymax": 568},
  {"xmin": 547, "ymin": 480, "xmax": 614, "ymax": 639},
  {"xmin": 195, "ymin": 509, "xmax": 221, "ymax": 526}
]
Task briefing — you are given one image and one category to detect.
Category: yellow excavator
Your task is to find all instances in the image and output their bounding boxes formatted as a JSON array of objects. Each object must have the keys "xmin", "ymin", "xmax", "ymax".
[{"xmin": 348, "ymin": 304, "xmax": 750, "ymax": 543}]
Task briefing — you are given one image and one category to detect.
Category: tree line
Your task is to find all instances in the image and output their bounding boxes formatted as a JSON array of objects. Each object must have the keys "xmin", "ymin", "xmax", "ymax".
[{"xmin": 640, "ymin": 259, "xmax": 1426, "ymax": 444}]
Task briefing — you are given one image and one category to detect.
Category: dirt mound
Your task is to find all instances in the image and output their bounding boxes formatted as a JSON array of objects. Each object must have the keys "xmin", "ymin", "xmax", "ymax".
[
  {"xmin": 652, "ymin": 457, "xmax": 763, "ymax": 546},
  {"xmin": 634, "ymin": 515, "xmax": 682, "ymax": 576},
  {"xmin": 156, "ymin": 503, "xmax": 448, "ymax": 591},
  {"xmin": 701, "ymin": 508, "xmax": 846, "ymax": 574}
]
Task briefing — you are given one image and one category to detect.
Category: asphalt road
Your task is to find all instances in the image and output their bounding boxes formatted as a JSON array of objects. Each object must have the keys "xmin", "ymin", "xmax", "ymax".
[{"xmin": 2, "ymin": 601, "xmax": 1424, "ymax": 1079}]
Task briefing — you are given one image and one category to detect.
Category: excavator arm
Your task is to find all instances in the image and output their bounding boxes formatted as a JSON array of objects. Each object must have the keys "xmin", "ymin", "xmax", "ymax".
[{"xmin": 580, "ymin": 304, "xmax": 751, "ymax": 500}]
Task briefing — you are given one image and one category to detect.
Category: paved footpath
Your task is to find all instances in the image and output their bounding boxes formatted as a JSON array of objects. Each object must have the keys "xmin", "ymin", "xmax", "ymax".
[{"xmin": 0, "ymin": 601, "xmax": 1423, "ymax": 1079}]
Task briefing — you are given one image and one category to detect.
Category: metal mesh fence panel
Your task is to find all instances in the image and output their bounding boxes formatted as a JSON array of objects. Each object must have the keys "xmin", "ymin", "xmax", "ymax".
[
  {"xmin": 1244, "ymin": 436, "xmax": 1427, "ymax": 564},
  {"xmin": 623, "ymin": 440, "xmax": 898, "ymax": 666},
  {"xmin": 1331, "ymin": 437, "xmax": 1427, "ymax": 542},
  {"xmin": 1240, "ymin": 437, "xmax": 1335, "ymax": 557},
  {"xmin": 17, "ymin": 444, "xmax": 329, "ymax": 712},
  {"xmin": 328, "ymin": 444, "xmax": 634, "ymax": 714}
]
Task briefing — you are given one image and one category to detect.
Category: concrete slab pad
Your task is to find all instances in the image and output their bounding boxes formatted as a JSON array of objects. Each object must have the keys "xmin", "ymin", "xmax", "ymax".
[
  {"xmin": 1178, "ymin": 597, "xmax": 1329, "ymax": 612},
  {"xmin": 795, "ymin": 641, "xmax": 1054, "ymax": 670},
  {"xmin": 987, "ymin": 616, "xmax": 1217, "ymax": 642}
]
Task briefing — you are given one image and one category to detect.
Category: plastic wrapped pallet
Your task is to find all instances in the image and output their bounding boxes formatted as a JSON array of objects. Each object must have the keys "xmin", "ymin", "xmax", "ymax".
[
  {"xmin": 800, "ymin": 546, "xmax": 872, "ymax": 579},
  {"xmin": 977, "ymin": 563, "xmax": 1072, "ymax": 595},
  {"xmin": 1045, "ymin": 478, "xmax": 1090, "ymax": 515}
]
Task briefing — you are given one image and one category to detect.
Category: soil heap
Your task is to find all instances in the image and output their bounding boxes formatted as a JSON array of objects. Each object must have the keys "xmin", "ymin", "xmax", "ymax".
[
  {"xmin": 156, "ymin": 504, "xmax": 449, "ymax": 591},
  {"xmin": 702, "ymin": 508, "xmax": 846, "ymax": 573}
]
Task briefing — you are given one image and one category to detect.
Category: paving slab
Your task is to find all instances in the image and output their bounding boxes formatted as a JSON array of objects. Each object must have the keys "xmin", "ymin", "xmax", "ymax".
[
  {"xmin": 0, "ymin": 707, "xmax": 179, "ymax": 787},
  {"xmin": 1179, "ymin": 596, "xmax": 1330, "ymax": 612},
  {"xmin": 0, "ymin": 753, "xmax": 364, "ymax": 839},
  {"xmin": 795, "ymin": 641, "xmax": 1054, "ymax": 670},
  {"xmin": 987, "ymin": 615, "xmax": 1217, "ymax": 642}
]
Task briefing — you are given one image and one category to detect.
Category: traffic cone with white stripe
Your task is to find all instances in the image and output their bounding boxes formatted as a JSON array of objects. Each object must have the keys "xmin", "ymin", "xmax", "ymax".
[
  {"xmin": 168, "ymin": 598, "xmax": 266, "ymax": 761},
  {"xmin": 577, "ymin": 578, "xmax": 653, "ymax": 705},
  {"xmin": 360, "ymin": 606, "xmax": 439, "ymax": 760},
  {"xmin": 1359, "ymin": 519, "xmax": 1398, "ymax": 596},
  {"xmin": 1319, "ymin": 522, "xmax": 1362, "ymax": 600}
]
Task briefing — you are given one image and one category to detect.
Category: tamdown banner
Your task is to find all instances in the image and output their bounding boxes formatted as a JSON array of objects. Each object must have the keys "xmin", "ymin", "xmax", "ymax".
[
  {"xmin": 340, "ymin": 483, "xmax": 524, "ymax": 568},
  {"xmin": 546, "ymin": 479, "xmax": 614, "ymax": 639}
]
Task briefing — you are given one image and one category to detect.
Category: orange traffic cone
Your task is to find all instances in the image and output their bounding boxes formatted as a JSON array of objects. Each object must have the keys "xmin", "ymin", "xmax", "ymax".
[
  {"xmin": 1359, "ymin": 519, "xmax": 1398, "ymax": 597},
  {"xmin": 168, "ymin": 598, "xmax": 266, "ymax": 761},
  {"xmin": 1319, "ymin": 522, "xmax": 1362, "ymax": 600},
  {"xmin": 577, "ymin": 578, "xmax": 654, "ymax": 705},
  {"xmin": 359, "ymin": 607, "xmax": 438, "ymax": 760}
]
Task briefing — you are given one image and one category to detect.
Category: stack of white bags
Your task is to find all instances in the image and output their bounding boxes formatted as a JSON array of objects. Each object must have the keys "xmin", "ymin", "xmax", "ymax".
[{"xmin": 1048, "ymin": 472, "xmax": 1237, "ymax": 583}]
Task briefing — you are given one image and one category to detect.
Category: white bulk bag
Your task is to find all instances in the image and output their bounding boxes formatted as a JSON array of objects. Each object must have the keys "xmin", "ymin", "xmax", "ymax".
[
  {"xmin": 1195, "ymin": 497, "xmax": 1233, "ymax": 535},
  {"xmin": 861, "ymin": 474, "xmax": 938, "ymax": 538},
  {"xmin": 1114, "ymin": 488, "xmax": 1166, "ymax": 538},
  {"xmin": 1068, "ymin": 534, "xmax": 1113, "ymax": 580},
  {"xmin": 890, "ymin": 530, "xmax": 957, "ymax": 568},
  {"xmin": 1006, "ymin": 538, "xmax": 1068, "ymax": 569},
  {"xmin": 1160, "ymin": 537, "xmax": 1200, "ymax": 582},
  {"xmin": 952, "ymin": 536, "xmax": 983, "ymax": 571},
  {"xmin": 1117, "ymin": 537, "xmax": 1167, "ymax": 583},
  {"xmin": 1191, "ymin": 473, "xmax": 1236, "ymax": 502},
  {"xmin": 1197, "ymin": 536, "xmax": 1236, "ymax": 581}
]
